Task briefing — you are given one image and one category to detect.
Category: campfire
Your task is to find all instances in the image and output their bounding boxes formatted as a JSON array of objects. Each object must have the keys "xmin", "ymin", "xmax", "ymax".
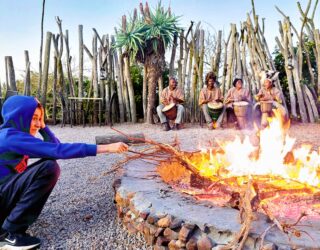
[
  {"xmin": 158, "ymin": 111, "xmax": 320, "ymax": 219},
  {"xmin": 111, "ymin": 113, "xmax": 320, "ymax": 249}
]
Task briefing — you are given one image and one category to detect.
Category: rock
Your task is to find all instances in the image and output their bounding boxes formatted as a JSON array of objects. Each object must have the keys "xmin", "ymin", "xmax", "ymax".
[
  {"xmin": 197, "ymin": 236, "xmax": 215, "ymax": 250},
  {"xmin": 168, "ymin": 240, "xmax": 178, "ymax": 250},
  {"xmin": 117, "ymin": 207, "xmax": 123, "ymax": 218},
  {"xmin": 186, "ymin": 238, "xmax": 197, "ymax": 250},
  {"xmin": 154, "ymin": 246, "xmax": 169, "ymax": 250},
  {"xmin": 139, "ymin": 211, "xmax": 150, "ymax": 220},
  {"xmin": 261, "ymin": 243, "xmax": 277, "ymax": 250},
  {"xmin": 179, "ymin": 226, "xmax": 192, "ymax": 242},
  {"xmin": 170, "ymin": 218, "xmax": 183, "ymax": 229},
  {"xmin": 135, "ymin": 221, "xmax": 144, "ymax": 232},
  {"xmin": 155, "ymin": 227, "xmax": 165, "ymax": 237},
  {"xmin": 212, "ymin": 246, "xmax": 226, "ymax": 250},
  {"xmin": 83, "ymin": 214, "xmax": 93, "ymax": 221},
  {"xmin": 156, "ymin": 236, "xmax": 170, "ymax": 246},
  {"xmin": 149, "ymin": 224, "xmax": 158, "ymax": 235},
  {"xmin": 147, "ymin": 214, "xmax": 159, "ymax": 224},
  {"xmin": 143, "ymin": 223, "xmax": 150, "ymax": 235},
  {"xmin": 126, "ymin": 223, "xmax": 138, "ymax": 234},
  {"xmin": 158, "ymin": 215, "xmax": 173, "ymax": 228},
  {"xmin": 183, "ymin": 222, "xmax": 196, "ymax": 230},
  {"xmin": 176, "ymin": 240, "xmax": 186, "ymax": 248},
  {"xmin": 145, "ymin": 234, "xmax": 155, "ymax": 245},
  {"xmin": 163, "ymin": 228, "xmax": 179, "ymax": 240}
]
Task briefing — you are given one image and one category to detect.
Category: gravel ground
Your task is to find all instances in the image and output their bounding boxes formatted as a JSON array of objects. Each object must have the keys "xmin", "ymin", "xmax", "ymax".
[{"xmin": 28, "ymin": 122, "xmax": 320, "ymax": 249}]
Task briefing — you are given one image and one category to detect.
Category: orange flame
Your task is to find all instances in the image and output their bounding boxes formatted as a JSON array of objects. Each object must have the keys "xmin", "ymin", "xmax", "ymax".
[{"xmin": 194, "ymin": 110, "xmax": 320, "ymax": 188}]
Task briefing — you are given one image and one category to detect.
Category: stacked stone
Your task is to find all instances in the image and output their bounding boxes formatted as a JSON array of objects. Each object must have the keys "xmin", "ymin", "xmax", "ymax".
[
  {"xmin": 112, "ymin": 156, "xmax": 317, "ymax": 250},
  {"xmin": 115, "ymin": 181, "xmax": 229, "ymax": 250}
]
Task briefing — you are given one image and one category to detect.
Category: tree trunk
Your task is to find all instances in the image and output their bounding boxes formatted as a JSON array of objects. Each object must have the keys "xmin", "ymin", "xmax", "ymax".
[
  {"xmin": 52, "ymin": 56, "xmax": 57, "ymax": 125},
  {"xmin": 225, "ymin": 24, "xmax": 236, "ymax": 92},
  {"xmin": 221, "ymin": 35, "xmax": 230, "ymax": 95},
  {"xmin": 122, "ymin": 77, "xmax": 131, "ymax": 121},
  {"xmin": 286, "ymin": 21, "xmax": 308, "ymax": 122},
  {"xmin": 158, "ymin": 76, "xmax": 163, "ymax": 105},
  {"xmin": 41, "ymin": 31, "xmax": 52, "ymax": 110},
  {"xmin": 314, "ymin": 29, "xmax": 320, "ymax": 96},
  {"xmin": 186, "ymin": 41, "xmax": 193, "ymax": 115},
  {"xmin": 38, "ymin": 0, "xmax": 46, "ymax": 99},
  {"xmin": 143, "ymin": 64, "xmax": 148, "ymax": 121},
  {"xmin": 190, "ymin": 59, "xmax": 198, "ymax": 123},
  {"xmin": 169, "ymin": 33, "xmax": 178, "ymax": 76},
  {"xmin": 276, "ymin": 32, "xmax": 297, "ymax": 118},
  {"xmin": 105, "ymin": 83, "xmax": 110, "ymax": 124},
  {"xmin": 92, "ymin": 33, "xmax": 99, "ymax": 99},
  {"xmin": 303, "ymin": 85, "xmax": 315, "ymax": 122},
  {"xmin": 111, "ymin": 35, "xmax": 125, "ymax": 123},
  {"xmin": 5, "ymin": 56, "xmax": 17, "ymax": 91},
  {"xmin": 178, "ymin": 30, "xmax": 184, "ymax": 88},
  {"xmin": 78, "ymin": 25, "xmax": 84, "ymax": 98},
  {"xmin": 123, "ymin": 56, "xmax": 137, "ymax": 123},
  {"xmin": 23, "ymin": 50, "xmax": 31, "ymax": 96},
  {"xmin": 146, "ymin": 54, "xmax": 164, "ymax": 124},
  {"xmin": 304, "ymin": 85, "xmax": 319, "ymax": 120},
  {"xmin": 212, "ymin": 30, "xmax": 222, "ymax": 78},
  {"xmin": 182, "ymin": 36, "xmax": 189, "ymax": 94},
  {"xmin": 64, "ymin": 30, "xmax": 75, "ymax": 97},
  {"xmin": 234, "ymin": 31, "xmax": 242, "ymax": 78}
]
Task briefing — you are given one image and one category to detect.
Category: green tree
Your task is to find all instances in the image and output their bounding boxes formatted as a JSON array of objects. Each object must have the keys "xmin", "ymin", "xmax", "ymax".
[{"xmin": 114, "ymin": 2, "xmax": 181, "ymax": 123}]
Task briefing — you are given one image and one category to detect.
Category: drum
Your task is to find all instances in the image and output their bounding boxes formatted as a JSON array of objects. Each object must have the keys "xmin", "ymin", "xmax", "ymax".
[
  {"xmin": 208, "ymin": 102, "xmax": 223, "ymax": 121},
  {"xmin": 260, "ymin": 101, "xmax": 273, "ymax": 113},
  {"xmin": 162, "ymin": 103, "xmax": 177, "ymax": 120},
  {"xmin": 233, "ymin": 101, "xmax": 249, "ymax": 129},
  {"xmin": 233, "ymin": 101, "xmax": 249, "ymax": 117},
  {"xmin": 260, "ymin": 101, "xmax": 273, "ymax": 128}
]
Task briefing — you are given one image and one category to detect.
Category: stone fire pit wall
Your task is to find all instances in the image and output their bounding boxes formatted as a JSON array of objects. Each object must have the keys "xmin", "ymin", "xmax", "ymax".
[{"xmin": 113, "ymin": 159, "xmax": 320, "ymax": 250}]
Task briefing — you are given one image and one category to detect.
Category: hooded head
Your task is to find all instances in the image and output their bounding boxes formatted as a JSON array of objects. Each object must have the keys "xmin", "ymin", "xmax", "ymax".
[{"xmin": 1, "ymin": 95, "xmax": 39, "ymax": 133}]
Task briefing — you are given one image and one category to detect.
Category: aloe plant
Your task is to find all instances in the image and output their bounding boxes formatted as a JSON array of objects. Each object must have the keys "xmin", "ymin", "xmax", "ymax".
[{"xmin": 115, "ymin": 2, "xmax": 180, "ymax": 123}]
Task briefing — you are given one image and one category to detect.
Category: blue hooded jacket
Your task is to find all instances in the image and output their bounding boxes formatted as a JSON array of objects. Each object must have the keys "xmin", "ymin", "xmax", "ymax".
[{"xmin": 0, "ymin": 95, "xmax": 97, "ymax": 184}]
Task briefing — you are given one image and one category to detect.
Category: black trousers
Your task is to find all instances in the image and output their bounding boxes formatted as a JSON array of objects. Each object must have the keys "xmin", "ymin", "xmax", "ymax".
[{"xmin": 0, "ymin": 159, "xmax": 60, "ymax": 233}]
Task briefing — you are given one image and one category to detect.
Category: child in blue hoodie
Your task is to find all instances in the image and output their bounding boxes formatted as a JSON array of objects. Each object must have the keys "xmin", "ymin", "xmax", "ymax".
[{"xmin": 0, "ymin": 95, "xmax": 128, "ymax": 249}]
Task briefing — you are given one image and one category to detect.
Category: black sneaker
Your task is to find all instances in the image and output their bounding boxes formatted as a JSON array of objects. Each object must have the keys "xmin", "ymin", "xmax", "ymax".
[
  {"xmin": 0, "ymin": 232, "xmax": 41, "ymax": 250},
  {"xmin": 0, "ymin": 229, "xmax": 6, "ymax": 241}
]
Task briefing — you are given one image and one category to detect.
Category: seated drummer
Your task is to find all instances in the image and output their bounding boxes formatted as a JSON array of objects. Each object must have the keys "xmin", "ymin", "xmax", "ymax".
[
  {"xmin": 254, "ymin": 77, "xmax": 287, "ymax": 126},
  {"xmin": 156, "ymin": 77, "xmax": 185, "ymax": 131},
  {"xmin": 224, "ymin": 78, "xmax": 251, "ymax": 127},
  {"xmin": 199, "ymin": 72, "xmax": 224, "ymax": 129}
]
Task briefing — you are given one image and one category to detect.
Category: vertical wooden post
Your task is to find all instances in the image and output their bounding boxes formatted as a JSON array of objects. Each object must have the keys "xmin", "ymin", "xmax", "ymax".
[
  {"xmin": 23, "ymin": 50, "xmax": 31, "ymax": 96},
  {"xmin": 178, "ymin": 30, "xmax": 184, "ymax": 88},
  {"xmin": 169, "ymin": 33, "xmax": 178, "ymax": 76},
  {"xmin": 111, "ymin": 35, "xmax": 125, "ymax": 123},
  {"xmin": 41, "ymin": 31, "xmax": 52, "ymax": 110},
  {"xmin": 5, "ymin": 56, "xmax": 17, "ymax": 91},
  {"xmin": 78, "ymin": 25, "xmax": 84, "ymax": 99},
  {"xmin": 212, "ymin": 30, "xmax": 222, "ymax": 78}
]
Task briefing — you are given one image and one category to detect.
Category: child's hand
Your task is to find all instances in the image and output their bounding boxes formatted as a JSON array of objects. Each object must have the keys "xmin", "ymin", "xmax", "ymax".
[
  {"xmin": 40, "ymin": 106, "xmax": 46, "ymax": 129},
  {"xmin": 111, "ymin": 142, "xmax": 129, "ymax": 153},
  {"xmin": 97, "ymin": 143, "xmax": 129, "ymax": 154}
]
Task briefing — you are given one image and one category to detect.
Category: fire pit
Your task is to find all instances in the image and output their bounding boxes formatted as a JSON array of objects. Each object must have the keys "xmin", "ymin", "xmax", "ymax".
[{"xmin": 113, "ymin": 116, "xmax": 320, "ymax": 249}]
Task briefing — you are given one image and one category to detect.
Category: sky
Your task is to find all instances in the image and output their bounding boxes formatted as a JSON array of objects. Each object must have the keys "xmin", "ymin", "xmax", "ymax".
[{"xmin": 0, "ymin": 0, "xmax": 318, "ymax": 82}]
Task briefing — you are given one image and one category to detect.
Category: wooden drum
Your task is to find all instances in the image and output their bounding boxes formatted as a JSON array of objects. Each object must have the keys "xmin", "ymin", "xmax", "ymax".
[
  {"xmin": 208, "ymin": 102, "xmax": 223, "ymax": 121},
  {"xmin": 260, "ymin": 101, "xmax": 273, "ymax": 127},
  {"xmin": 260, "ymin": 101, "xmax": 273, "ymax": 113},
  {"xmin": 162, "ymin": 103, "xmax": 177, "ymax": 120},
  {"xmin": 233, "ymin": 101, "xmax": 249, "ymax": 129}
]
